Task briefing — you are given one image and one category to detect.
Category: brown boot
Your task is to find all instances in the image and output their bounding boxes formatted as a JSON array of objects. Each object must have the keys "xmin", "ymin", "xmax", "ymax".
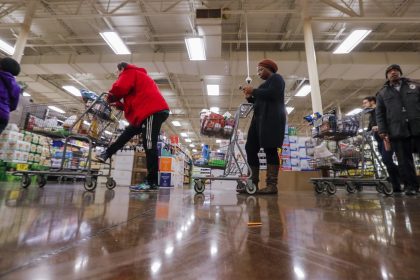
[
  {"xmin": 237, "ymin": 166, "xmax": 259, "ymax": 194},
  {"xmin": 258, "ymin": 164, "xmax": 279, "ymax": 195}
]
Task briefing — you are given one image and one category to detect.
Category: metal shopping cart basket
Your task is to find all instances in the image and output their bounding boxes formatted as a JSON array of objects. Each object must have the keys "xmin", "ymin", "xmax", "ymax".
[
  {"xmin": 13, "ymin": 92, "xmax": 122, "ymax": 191},
  {"xmin": 308, "ymin": 108, "xmax": 393, "ymax": 196},
  {"xmin": 192, "ymin": 103, "xmax": 256, "ymax": 195}
]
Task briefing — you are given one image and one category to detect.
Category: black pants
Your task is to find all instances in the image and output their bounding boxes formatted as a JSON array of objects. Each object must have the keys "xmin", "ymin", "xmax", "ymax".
[
  {"xmin": 245, "ymin": 119, "xmax": 280, "ymax": 167},
  {"xmin": 391, "ymin": 137, "xmax": 420, "ymax": 191},
  {"xmin": 106, "ymin": 111, "xmax": 169, "ymax": 185},
  {"xmin": 376, "ymin": 139, "xmax": 401, "ymax": 189},
  {"xmin": 0, "ymin": 119, "xmax": 8, "ymax": 134}
]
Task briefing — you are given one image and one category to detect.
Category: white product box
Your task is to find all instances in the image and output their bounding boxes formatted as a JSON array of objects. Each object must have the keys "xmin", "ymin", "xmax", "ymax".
[{"xmin": 111, "ymin": 170, "xmax": 133, "ymax": 186}]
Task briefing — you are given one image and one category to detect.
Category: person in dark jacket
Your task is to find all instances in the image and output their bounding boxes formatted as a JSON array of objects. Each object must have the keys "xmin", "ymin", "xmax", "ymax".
[
  {"xmin": 376, "ymin": 64, "xmax": 420, "ymax": 196},
  {"xmin": 0, "ymin": 57, "xmax": 21, "ymax": 134},
  {"xmin": 97, "ymin": 62, "xmax": 170, "ymax": 191},
  {"xmin": 362, "ymin": 96, "xmax": 402, "ymax": 192},
  {"xmin": 240, "ymin": 59, "xmax": 286, "ymax": 195}
]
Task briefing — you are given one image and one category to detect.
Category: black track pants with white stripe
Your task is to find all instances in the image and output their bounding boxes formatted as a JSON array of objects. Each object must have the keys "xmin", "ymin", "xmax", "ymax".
[{"xmin": 106, "ymin": 111, "xmax": 169, "ymax": 184}]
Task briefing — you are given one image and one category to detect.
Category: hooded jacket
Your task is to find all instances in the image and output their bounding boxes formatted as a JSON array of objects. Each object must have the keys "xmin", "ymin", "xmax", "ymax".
[
  {"xmin": 376, "ymin": 77, "xmax": 420, "ymax": 139},
  {"xmin": 0, "ymin": 71, "xmax": 21, "ymax": 121},
  {"xmin": 108, "ymin": 64, "xmax": 169, "ymax": 126}
]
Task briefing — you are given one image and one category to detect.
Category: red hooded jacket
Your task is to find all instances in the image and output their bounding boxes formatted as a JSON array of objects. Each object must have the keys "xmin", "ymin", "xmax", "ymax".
[{"xmin": 108, "ymin": 64, "xmax": 169, "ymax": 126}]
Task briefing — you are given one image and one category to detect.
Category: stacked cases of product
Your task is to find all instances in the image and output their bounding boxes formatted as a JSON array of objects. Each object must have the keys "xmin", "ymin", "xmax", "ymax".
[
  {"xmin": 280, "ymin": 126, "xmax": 315, "ymax": 172},
  {"xmin": 107, "ymin": 148, "xmax": 147, "ymax": 186},
  {"xmin": 0, "ymin": 124, "xmax": 51, "ymax": 167},
  {"xmin": 158, "ymin": 139, "xmax": 189, "ymax": 188}
]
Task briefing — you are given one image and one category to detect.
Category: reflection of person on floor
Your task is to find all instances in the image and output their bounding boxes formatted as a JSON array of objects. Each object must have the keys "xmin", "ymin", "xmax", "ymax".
[
  {"xmin": 362, "ymin": 96, "xmax": 402, "ymax": 192},
  {"xmin": 243, "ymin": 196, "xmax": 285, "ymax": 277},
  {"xmin": 240, "ymin": 59, "xmax": 286, "ymax": 195},
  {"xmin": 97, "ymin": 62, "xmax": 170, "ymax": 191}
]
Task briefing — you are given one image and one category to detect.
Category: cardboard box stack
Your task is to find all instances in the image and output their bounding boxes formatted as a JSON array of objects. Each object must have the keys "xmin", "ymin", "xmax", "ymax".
[{"xmin": 158, "ymin": 142, "xmax": 185, "ymax": 188}]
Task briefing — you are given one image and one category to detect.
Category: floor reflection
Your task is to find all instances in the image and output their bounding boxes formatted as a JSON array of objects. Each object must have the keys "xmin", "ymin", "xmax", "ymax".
[{"xmin": 0, "ymin": 183, "xmax": 420, "ymax": 279}]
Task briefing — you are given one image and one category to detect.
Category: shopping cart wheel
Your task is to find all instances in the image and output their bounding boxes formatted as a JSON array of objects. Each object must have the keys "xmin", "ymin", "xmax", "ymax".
[
  {"xmin": 84, "ymin": 177, "xmax": 97, "ymax": 191},
  {"xmin": 245, "ymin": 181, "xmax": 257, "ymax": 195},
  {"xmin": 106, "ymin": 178, "xmax": 117, "ymax": 189},
  {"xmin": 37, "ymin": 175, "xmax": 47, "ymax": 188},
  {"xmin": 375, "ymin": 183, "xmax": 384, "ymax": 194},
  {"xmin": 194, "ymin": 180, "xmax": 205, "ymax": 194},
  {"xmin": 380, "ymin": 182, "xmax": 394, "ymax": 196},
  {"xmin": 313, "ymin": 181, "xmax": 324, "ymax": 194},
  {"xmin": 236, "ymin": 181, "xmax": 246, "ymax": 192},
  {"xmin": 325, "ymin": 182, "xmax": 336, "ymax": 195},
  {"xmin": 21, "ymin": 174, "xmax": 31, "ymax": 188},
  {"xmin": 346, "ymin": 182, "xmax": 357, "ymax": 194}
]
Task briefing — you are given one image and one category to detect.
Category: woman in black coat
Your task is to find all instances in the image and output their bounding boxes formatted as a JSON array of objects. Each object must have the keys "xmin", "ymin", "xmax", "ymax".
[{"xmin": 240, "ymin": 59, "xmax": 286, "ymax": 194}]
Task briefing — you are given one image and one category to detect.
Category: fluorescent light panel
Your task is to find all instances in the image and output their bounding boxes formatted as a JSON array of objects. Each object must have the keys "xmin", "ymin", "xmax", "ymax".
[
  {"xmin": 180, "ymin": 132, "xmax": 188, "ymax": 137},
  {"xmin": 295, "ymin": 85, "xmax": 311, "ymax": 97},
  {"xmin": 286, "ymin": 107, "xmax": 294, "ymax": 114},
  {"xmin": 185, "ymin": 138, "xmax": 192, "ymax": 143},
  {"xmin": 48, "ymin": 106, "xmax": 65, "ymax": 114},
  {"xmin": 333, "ymin": 29, "xmax": 372, "ymax": 54},
  {"xmin": 189, "ymin": 144, "xmax": 195, "ymax": 148},
  {"xmin": 210, "ymin": 107, "xmax": 220, "ymax": 113},
  {"xmin": 120, "ymin": 120, "xmax": 129, "ymax": 126},
  {"xmin": 63, "ymin": 85, "xmax": 81, "ymax": 97},
  {"xmin": 23, "ymin": 92, "xmax": 31, "ymax": 97},
  {"xmin": 207, "ymin": 85, "xmax": 219, "ymax": 96},
  {"xmin": 0, "ymin": 38, "xmax": 14, "ymax": 55},
  {"xmin": 100, "ymin": 31, "xmax": 131, "ymax": 55},
  {"xmin": 192, "ymin": 149, "xmax": 198, "ymax": 152},
  {"xmin": 172, "ymin": 121, "xmax": 181, "ymax": 127},
  {"xmin": 346, "ymin": 108, "xmax": 363, "ymax": 116},
  {"xmin": 185, "ymin": 37, "xmax": 206, "ymax": 61}
]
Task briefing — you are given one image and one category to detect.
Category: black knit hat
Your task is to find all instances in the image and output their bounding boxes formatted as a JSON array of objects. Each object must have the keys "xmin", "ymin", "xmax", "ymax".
[
  {"xmin": 117, "ymin": 62, "xmax": 129, "ymax": 71},
  {"xmin": 385, "ymin": 64, "xmax": 402, "ymax": 78},
  {"xmin": 0, "ymin": 57, "xmax": 20, "ymax": 76}
]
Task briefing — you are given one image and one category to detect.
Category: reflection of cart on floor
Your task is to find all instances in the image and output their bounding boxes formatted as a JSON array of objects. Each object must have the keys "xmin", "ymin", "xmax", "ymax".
[
  {"xmin": 13, "ymin": 92, "xmax": 122, "ymax": 191},
  {"xmin": 307, "ymin": 109, "xmax": 393, "ymax": 196},
  {"xmin": 192, "ymin": 103, "xmax": 256, "ymax": 195}
]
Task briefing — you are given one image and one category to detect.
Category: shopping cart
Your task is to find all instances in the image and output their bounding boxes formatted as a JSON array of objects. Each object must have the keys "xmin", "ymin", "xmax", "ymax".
[
  {"xmin": 13, "ymin": 92, "xmax": 122, "ymax": 191},
  {"xmin": 308, "ymin": 108, "xmax": 393, "ymax": 196},
  {"xmin": 192, "ymin": 103, "xmax": 256, "ymax": 195}
]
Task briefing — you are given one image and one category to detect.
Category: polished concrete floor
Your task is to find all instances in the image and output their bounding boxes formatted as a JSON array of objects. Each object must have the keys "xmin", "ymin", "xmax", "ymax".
[{"xmin": 0, "ymin": 182, "xmax": 419, "ymax": 280}]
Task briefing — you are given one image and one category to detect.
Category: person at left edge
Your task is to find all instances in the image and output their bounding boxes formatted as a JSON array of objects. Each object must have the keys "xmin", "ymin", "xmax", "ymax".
[
  {"xmin": 97, "ymin": 62, "xmax": 170, "ymax": 192},
  {"xmin": 0, "ymin": 57, "xmax": 21, "ymax": 134}
]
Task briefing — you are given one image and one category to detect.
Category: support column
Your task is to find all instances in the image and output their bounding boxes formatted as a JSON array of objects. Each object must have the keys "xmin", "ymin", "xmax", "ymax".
[
  {"xmin": 303, "ymin": 19, "xmax": 323, "ymax": 114},
  {"xmin": 12, "ymin": 0, "xmax": 38, "ymax": 62}
]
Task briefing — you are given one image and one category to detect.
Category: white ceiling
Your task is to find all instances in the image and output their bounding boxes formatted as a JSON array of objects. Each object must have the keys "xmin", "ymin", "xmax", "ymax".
[{"xmin": 1, "ymin": 0, "xmax": 420, "ymax": 149}]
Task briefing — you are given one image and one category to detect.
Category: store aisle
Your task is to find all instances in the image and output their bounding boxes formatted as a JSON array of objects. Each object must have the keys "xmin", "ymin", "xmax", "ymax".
[{"xmin": 0, "ymin": 182, "xmax": 419, "ymax": 279}]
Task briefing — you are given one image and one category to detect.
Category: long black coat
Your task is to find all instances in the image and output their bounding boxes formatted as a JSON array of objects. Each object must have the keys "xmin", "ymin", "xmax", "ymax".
[
  {"xmin": 376, "ymin": 78, "xmax": 420, "ymax": 139},
  {"xmin": 246, "ymin": 73, "xmax": 286, "ymax": 148}
]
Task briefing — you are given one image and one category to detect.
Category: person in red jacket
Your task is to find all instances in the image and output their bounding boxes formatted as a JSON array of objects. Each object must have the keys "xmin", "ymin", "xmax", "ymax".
[{"xmin": 97, "ymin": 62, "xmax": 170, "ymax": 191}]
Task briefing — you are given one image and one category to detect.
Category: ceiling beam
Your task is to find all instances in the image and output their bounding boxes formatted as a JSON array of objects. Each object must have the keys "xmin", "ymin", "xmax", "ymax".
[
  {"xmin": 319, "ymin": 0, "xmax": 359, "ymax": 17},
  {"xmin": 311, "ymin": 16, "xmax": 420, "ymax": 23}
]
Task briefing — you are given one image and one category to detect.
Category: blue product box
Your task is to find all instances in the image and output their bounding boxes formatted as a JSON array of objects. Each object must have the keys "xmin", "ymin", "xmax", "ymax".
[{"xmin": 159, "ymin": 172, "xmax": 173, "ymax": 187}]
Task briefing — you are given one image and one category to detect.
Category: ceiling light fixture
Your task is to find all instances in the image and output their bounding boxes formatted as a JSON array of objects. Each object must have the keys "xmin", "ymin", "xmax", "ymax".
[
  {"xmin": 48, "ymin": 106, "xmax": 65, "ymax": 114},
  {"xmin": 185, "ymin": 37, "xmax": 206, "ymax": 61},
  {"xmin": 0, "ymin": 38, "xmax": 14, "ymax": 55},
  {"xmin": 100, "ymin": 31, "xmax": 131, "ymax": 55},
  {"xmin": 333, "ymin": 29, "xmax": 372, "ymax": 54},
  {"xmin": 62, "ymin": 85, "xmax": 81, "ymax": 97},
  {"xmin": 346, "ymin": 108, "xmax": 363, "ymax": 116},
  {"xmin": 189, "ymin": 144, "xmax": 195, "ymax": 148},
  {"xmin": 171, "ymin": 121, "xmax": 181, "ymax": 127},
  {"xmin": 180, "ymin": 132, "xmax": 188, "ymax": 137},
  {"xmin": 23, "ymin": 92, "xmax": 31, "ymax": 97},
  {"xmin": 210, "ymin": 107, "xmax": 220, "ymax": 113},
  {"xmin": 286, "ymin": 107, "xmax": 294, "ymax": 114},
  {"xmin": 185, "ymin": 138, "xmax": 192, "ymax": 143},
  {"xmin": 295, "ymin": 84, "xmax": 311, "ymax": 97},
  {"xmin": 207, "ymin": 85, "xmax": 219, "ymax": 96}
]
